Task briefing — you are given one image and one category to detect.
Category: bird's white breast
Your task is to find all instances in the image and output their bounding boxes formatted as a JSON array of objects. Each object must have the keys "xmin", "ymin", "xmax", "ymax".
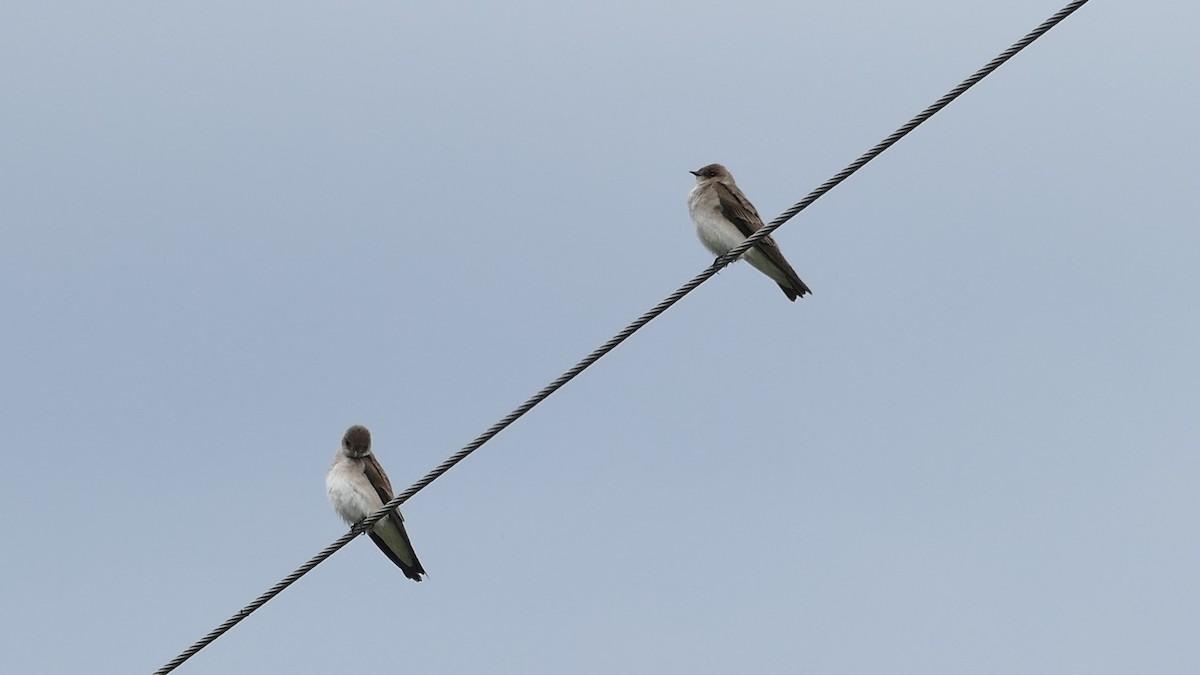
[
  {"xmin": 326, "ymin": 460, "xmax": 382, "ymax": 526},
  {"xmin": 688, "ymin": 184, "xmax": 745, "ymax": 256}
]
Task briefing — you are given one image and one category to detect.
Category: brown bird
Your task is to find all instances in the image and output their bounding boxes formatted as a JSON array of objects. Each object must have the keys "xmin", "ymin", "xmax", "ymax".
[
  {"xmin": 326, "ymin": 425, "xmax": 425, "ymax": 581},
  {"xmin": 688, "ymin": 163, "xmax": 812, "ymax": 300}
]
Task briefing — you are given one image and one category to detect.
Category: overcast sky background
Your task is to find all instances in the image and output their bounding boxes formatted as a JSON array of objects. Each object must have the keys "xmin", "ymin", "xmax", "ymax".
[{"xmin": 3, "ymin": 1, "xmax": 1199, "ymax": 673}]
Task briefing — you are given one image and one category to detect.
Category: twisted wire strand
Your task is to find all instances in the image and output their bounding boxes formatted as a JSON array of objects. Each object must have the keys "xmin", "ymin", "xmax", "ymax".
[
  {"xmin": 152, "ymin": 2, "xmax": 1090, "ymax": 672},
  {"xmin": 730, "ymin": 0, "xmax": 1091, "ymax": 259}
]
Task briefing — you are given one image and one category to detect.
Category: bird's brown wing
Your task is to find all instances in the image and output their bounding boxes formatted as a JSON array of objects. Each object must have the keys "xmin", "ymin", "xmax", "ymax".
[
  {"xmin": 713, "ymin": 182, "xmax": 812, "ymax": 298},
  {"xmin": 363, "ymin": 454, "xmax": 395, "ymax": 502},
  {"xmin": 713, "ymin": 180, "xmax": 794, "ymax": 258},
  {"xmin": 713, "ymin": 181, "xmax": 764, "ymax": 235},
  {"xmin": 363, "ymin": 454, "xmax": 426, "ymax": 580}
]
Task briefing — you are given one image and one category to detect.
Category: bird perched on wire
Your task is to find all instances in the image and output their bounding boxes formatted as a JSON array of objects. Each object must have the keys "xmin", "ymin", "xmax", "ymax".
[
  {"xmin": 326, "ymin": 425, "xmax": 426, "ymax": 581},
  {"xmin": 687, "ymin": 163, "xmax": 812, "ymax": 301}
]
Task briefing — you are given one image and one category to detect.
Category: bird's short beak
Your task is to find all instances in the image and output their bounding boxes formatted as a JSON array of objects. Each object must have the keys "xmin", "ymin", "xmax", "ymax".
[{"xmin": 689, "ymin": 170, "xmax": 700, "ymax": 177}]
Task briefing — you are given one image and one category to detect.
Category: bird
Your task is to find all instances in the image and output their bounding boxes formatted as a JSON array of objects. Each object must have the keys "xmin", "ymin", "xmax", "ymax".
[
  {"xmin": 326, "ymin": 425, "xmax": 426, "ymax": 581},
  {"xmin": 687, "ymin": 163, "xmax": 812, "ymax": 300}
]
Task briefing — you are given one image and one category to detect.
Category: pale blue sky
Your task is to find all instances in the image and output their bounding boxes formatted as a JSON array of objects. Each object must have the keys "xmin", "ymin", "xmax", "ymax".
[{"xmin": 3, "ymin": 1, "xmax": 1199, "ymax": 673}]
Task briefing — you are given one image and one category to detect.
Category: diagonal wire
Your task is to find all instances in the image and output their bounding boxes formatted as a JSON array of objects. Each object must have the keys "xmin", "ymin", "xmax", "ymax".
[{"xmin": 152, "ymin": 1, "xmax": 1090, "ymax": 672}]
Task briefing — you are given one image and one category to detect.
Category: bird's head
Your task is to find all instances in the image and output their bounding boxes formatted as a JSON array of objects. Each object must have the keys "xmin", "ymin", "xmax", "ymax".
[
  {"xmin": 342, "ymin": 425, "xmax": 372, "ymax": 458},
  {"xmin": 689, "ymin": 163, "xmax": 731, "ymax": 183}
]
